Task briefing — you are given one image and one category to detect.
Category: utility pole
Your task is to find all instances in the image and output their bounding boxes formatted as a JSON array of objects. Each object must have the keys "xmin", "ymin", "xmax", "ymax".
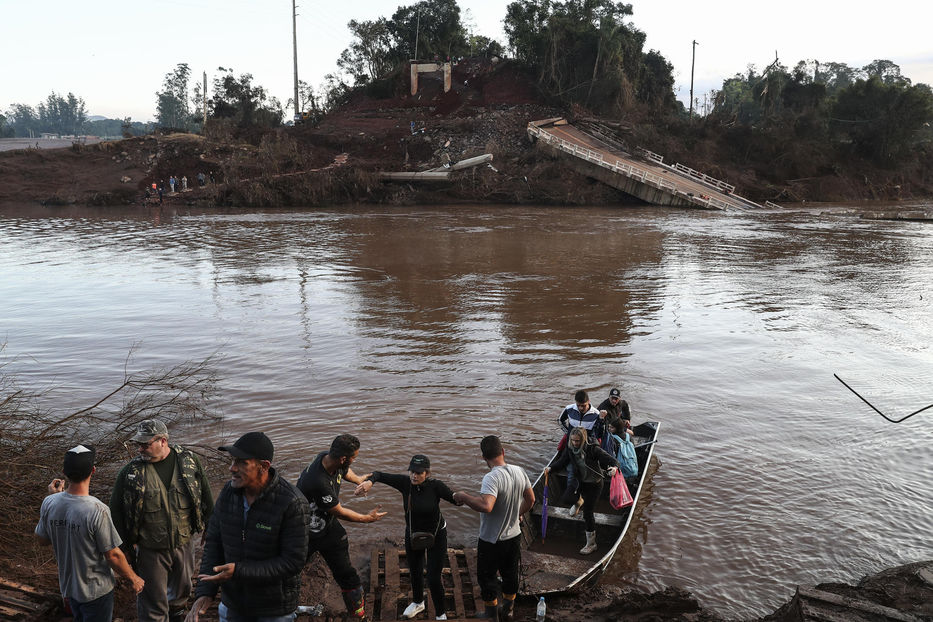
[
  {"xmin": 292, "ymin": 0, "xmax": 300, "ymax": 122},
  {"xmin": 413, "ymin": 9, "xmax": 421, "ymax": 60},
  {"xmin": 689, "ymin": 39, "xmax": 698, "ymax": 120},
  {"xmin": 202, "ymin": 71, "xmax": 208, "ymax": 126}
]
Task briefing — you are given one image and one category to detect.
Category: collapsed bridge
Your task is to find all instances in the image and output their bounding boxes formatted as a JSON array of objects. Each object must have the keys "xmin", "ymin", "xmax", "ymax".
[{"xmin": 528, "ymin": 118, "xmax": 772, "ymax": 211}]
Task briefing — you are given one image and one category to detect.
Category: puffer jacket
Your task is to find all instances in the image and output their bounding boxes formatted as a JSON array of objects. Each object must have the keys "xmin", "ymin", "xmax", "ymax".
[{"xmin": 194, "ymin": 468, "xmax": 310, "ymax": 616}]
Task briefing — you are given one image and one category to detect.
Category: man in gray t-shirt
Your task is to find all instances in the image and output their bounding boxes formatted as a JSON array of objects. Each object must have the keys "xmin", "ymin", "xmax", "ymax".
[
  {"xmin": 454, "ymin": 436, "xmax": 534, "ymax": 621},
  {"xmin": 36, "ymin": 445, "xmax": 144, "ymax": 621}
]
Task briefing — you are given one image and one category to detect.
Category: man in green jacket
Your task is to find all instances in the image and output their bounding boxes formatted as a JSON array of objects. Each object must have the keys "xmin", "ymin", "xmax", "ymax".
[{"xmin": 109, "ymin": 420, "xmax": 214, "ymax": 622}]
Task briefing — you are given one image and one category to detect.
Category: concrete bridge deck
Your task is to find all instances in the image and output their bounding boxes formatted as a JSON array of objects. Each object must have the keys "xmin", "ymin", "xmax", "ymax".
[{"xmin": 528, "ymin": 118, "xmax": 765, "ymax": 211}]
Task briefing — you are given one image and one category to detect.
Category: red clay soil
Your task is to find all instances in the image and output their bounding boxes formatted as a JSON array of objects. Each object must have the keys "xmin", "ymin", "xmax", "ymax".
[{"xmin": 0, "ymin": 58, "xmax": 929, "ymax": 212}]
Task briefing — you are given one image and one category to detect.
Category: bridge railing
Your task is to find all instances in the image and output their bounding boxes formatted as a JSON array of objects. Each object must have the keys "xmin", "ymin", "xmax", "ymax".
[
  {"xmin": 528, "ymin": 124, "xmax": 731, "ymax": 210},
  {"xmin": 671, "ymin": 163, "xmax": 736, "ymax": 194}
]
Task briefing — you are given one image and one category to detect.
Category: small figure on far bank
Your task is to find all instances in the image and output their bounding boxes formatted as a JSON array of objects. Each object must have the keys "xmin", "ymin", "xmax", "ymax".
[
  {"xmin": 297, "ymin": 434, "xmax": 386, "ymax": 620},
  {"xmin": 188, "ymin": 432, "xmax": 310, "ymax": 622},
  {"xmin": 109, "ymin": 420, "xmax": 213, "ymax": 622},
  {"xmin": 169, "ymin": 176, "xmax": 176, "ymax": 193},
  {"xmin": 36, "ymin": 445, "xmax": 145, "ymax": 622},
  {"xmin": 196, "ymin": 172, "xmax": 205, "ymax": 187},
  {"xmin": 355, "ymin": 454, "xmax": 459, "ymax": 620},
  {"xmin": 181, "ymin": 175, "xmax": 188, "ymax": 191},
  {"xmin": 453, "ymin": 436, "xmax": 534, "ymax": 621},
  {"xmin": 208, "ymin": 170, "xmax": 215, "ymax": 184},
  {"xmin": 158, "ymin": 184, "xmax": 164, "ymax": 204}
]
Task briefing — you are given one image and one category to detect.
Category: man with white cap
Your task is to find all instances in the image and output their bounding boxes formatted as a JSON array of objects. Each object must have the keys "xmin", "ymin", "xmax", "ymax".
[
  {"xmin": 109, "ymin": 420, "xmax": 214, "ymax": 622},
  {"xmin": 187, "ymin": 431, "xmax": 310, "ymax": 622},
  {"xmin": 37, "ymin": 444, "xmax": 145, "ymax": 621}
]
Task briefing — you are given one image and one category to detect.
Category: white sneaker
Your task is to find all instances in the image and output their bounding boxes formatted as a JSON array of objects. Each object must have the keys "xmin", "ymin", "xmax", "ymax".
[
  {"xmin": 402, "ymin": 601, "xmax": 425, "ymax": 619},
  {"xmin": 436, "ymin": 615, "xmax": 448, "ymax": 620}
]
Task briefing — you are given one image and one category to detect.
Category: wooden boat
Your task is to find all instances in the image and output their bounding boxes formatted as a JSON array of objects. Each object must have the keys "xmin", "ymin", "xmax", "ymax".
[{"xmin": 519, "ymin": 421, "xmax": 660, "ymax": 595}]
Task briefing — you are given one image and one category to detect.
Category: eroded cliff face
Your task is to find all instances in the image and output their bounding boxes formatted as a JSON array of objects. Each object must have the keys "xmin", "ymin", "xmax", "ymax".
[{"xmin": 2, "ymin": 59, "xmax": 929, "ymax": 210}]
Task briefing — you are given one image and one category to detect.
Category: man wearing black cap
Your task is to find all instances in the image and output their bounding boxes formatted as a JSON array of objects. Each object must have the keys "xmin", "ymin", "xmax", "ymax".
[
  {"xmin": 37, "ymin": 445, "xmax": 145, "ymax": 622},
  {"xmin": 187, "ymin": 432, "xmax": 310, "ymax": 622},
  {"xmin": 355, "ymin": 454, "xmax": 458, "ymax": 620},
  {"xmin": 109, "ymin": 420, "xmax": 214, "ymax": 622},
  {"xmin": 597, "ymin": 387, "xmax": 631, "ymax": 423},
  {"xmin": 296, "ymin": 434, "xmax": 386, "ymax": 620}
]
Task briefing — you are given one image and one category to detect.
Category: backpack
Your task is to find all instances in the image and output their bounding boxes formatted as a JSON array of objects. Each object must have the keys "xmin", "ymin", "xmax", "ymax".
[{"xmin": 613, "ymin": 434, "xmax": 638, "ymax": 478}]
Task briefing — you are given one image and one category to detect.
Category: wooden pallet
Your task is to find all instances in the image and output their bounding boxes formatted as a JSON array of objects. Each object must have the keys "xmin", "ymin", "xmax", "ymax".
[
  {"xmin": 369, "ymin": 548, "xmax": 482, "ymax": 621},
  {"xmin": 0, "ymin": 577, "xmax": 59, "ymax": 621},
  {"xmin": 789, "ymin": 585, "xmax": 924, "ymax": 622}
]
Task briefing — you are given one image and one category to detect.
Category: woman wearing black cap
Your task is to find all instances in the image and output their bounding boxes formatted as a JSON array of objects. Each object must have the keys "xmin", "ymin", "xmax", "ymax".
[{"xmin": 355, "ymin": 455, "xmax": 458, "ymax": 620}]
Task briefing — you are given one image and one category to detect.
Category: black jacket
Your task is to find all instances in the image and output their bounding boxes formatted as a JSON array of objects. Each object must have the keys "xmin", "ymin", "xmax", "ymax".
[
  {"xmin": 550, "ymin": 441, "xmax": 618, "ymax": 480},
  {"xmin": 370, "ymin": 472, "xmax": 456, "ymax": 533},
  {"xmin": 194, "ymin": 468, "xmax": 310, "ymax": 616}
]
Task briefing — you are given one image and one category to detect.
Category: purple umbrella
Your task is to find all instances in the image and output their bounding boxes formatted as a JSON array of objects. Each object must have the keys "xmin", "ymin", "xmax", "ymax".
[{"xmin": 541, "ymin": 470, "xmax": 549, "ymax": 541}]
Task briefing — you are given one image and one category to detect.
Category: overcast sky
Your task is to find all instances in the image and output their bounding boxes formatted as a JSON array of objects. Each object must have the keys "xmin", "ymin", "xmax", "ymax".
[{"xmin": 3, "ymin": 0, "xmax": 931, "ymax": 122}]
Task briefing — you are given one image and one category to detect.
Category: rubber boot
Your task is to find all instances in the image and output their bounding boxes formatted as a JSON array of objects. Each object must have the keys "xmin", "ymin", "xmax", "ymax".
[
  {"xmin": 474, "ymin": 601, "xmax": 500, "ymax": 620},
  {"xmin": 342, "ymin": 586, "xmax": 366, "ymax": 619},
  {"xmin": 580, "ymin": 530, "xmax": 597, "ymax": 555},
  {"xmin": 500, "ymin": 597, "xmax": 515, "ymax": 621}
]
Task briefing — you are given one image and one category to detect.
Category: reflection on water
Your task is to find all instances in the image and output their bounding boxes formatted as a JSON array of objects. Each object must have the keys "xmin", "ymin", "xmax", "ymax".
[{"xmin": 2, "ymin": 203, "xmax": 932, "ymax": 618}]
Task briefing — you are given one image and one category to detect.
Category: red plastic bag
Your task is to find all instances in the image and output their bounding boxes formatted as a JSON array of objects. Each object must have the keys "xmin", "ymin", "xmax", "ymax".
[{"xmin": 609, "ymin": 470, "xmax": 633, "ymax": 509}]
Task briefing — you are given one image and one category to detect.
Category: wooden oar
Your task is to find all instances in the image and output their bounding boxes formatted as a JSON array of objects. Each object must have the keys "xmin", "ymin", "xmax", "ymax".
[{"xmin": 835, "ymin": 373, "xmax": 933, "ymax": 423}]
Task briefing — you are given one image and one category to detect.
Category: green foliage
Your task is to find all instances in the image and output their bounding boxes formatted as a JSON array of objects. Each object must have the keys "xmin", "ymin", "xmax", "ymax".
[
  {"xmin": 333, "ymin": 0, "xmax": 502, "ymax": 89},
  {"xmin": 389, "ymin": 0, "xmax": 469, "ymax": 61},
  {"xmin": 338, "ymin": 18, "xmax": 399, "ymax": 85},
  {"xmin": 831, "ymin": 76, "xmax": 933, "ymax": 163},
  {"xmin": 4, "ymin": 93, "xmax": 87, "ymax": 137},
  {"xmin": 85, "ymin": 117, "xmax": 151, "ymax": 138},
  {"xmin": 503, "ymin": 0, "xmax": 671, "ymax": 115},
  {"xmin": 707, "ymin": 58, "xmax": 933, "ymax": 168},
  {"xmin": 0, "ymin": 113, "xmax": 13, "ymax": 138},
  {"xmin": 286, "ymin": 80, "xmax": 324, "ymax": 123},
  {"xmin": 156, "ymin": 63, "xmax": 192, "ymax": 130},
  {"xmin": 38, "ymin": 92, "xmax": 88, "ymax": 135},
  {"xmin": 210, "ymin": 68, "xmax": 283, "ymax": 128},
  {"xmin": 638, "ymin": 50, "xmax": 676, "ymax": 110}
]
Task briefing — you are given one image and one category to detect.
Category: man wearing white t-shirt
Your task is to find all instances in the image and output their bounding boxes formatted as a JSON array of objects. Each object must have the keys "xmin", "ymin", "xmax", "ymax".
[
  {"xmin": 36, "ymin": 445, "xmax": 144, "ymax": 622},
  {"xmin": 453, "ymin": 436, "xmax": 534, "ymax": 622}
]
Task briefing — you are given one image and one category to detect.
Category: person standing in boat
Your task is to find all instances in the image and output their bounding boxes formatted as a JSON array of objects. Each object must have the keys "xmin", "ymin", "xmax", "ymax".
[
  {"xmin": 596, "ymin": 387, "xmax": 630, "ymax": 424},
  {"xmin": 557, "ymin": 389, "xmax": 603, "ymax": 514},
  {"xmin": 354, "ymin": 455, "xmax": 459, "ymax": 620},
  {"xmin": 558, "ymin": 390, "xmax": 602, "ymax": 440},
  {"xmin": 594, "ymin": 388, "xmax": 632, "ymax": 456},
  {"xmin": 453, "ymin": 436, "xmax": 534, "ymax": 621},
  {"xmin": 545, "ymin": 427, "xmax": 618, "ymax": 555}
]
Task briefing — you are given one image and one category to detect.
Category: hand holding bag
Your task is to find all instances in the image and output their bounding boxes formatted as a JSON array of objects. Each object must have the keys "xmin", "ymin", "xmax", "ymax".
[{"xmin": 609, "ymin": 470, "xmax": 634, "ymax": 509}]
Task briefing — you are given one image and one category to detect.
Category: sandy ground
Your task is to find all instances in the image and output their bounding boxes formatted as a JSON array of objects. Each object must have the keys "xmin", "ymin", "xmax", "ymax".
[{"xmin": 0, "ymin": 137, "xmax": 104, "ymax": 152}]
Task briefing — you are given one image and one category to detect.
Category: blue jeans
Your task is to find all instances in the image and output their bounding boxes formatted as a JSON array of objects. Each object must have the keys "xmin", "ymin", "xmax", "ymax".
[
  {"xmin": 218, "ymin": 602, "xmax": 296, "ymax": 622},
  {"xmin": 68, "ymin": 591, "xmax": 114, "ymax": 622}
]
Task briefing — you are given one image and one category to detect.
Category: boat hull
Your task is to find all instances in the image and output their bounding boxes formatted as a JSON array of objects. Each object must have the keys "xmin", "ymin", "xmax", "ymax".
[{"xmin": 518, "ymin": 421, "xmax": 660, "ymax": 595}]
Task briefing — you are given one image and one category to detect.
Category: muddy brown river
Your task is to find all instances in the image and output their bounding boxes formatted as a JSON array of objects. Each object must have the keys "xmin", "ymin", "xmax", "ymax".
[{"xmin": 2, "ymin": 203, "xmax": 931, "ymax": 618}]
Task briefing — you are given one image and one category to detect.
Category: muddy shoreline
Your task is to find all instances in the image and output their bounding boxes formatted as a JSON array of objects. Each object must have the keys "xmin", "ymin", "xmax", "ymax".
[{"xmin": 2, "ymin": 61, "xmax": 929, "ymax": 210}]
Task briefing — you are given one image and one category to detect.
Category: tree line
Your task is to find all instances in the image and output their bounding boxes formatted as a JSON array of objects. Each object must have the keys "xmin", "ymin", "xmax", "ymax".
[
  {"xmin": 4, "ymin": 0, "xmax": 931, "ymax": 167},
  {"xmin": 1, "ymin": 92, "xmax": 151, "ymax": 139}
]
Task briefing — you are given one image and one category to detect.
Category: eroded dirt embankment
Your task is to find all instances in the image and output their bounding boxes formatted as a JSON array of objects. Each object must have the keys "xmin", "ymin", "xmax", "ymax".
[{"xmin": 2, "ymin": 60, "xmax": 927, "ymax": 210}]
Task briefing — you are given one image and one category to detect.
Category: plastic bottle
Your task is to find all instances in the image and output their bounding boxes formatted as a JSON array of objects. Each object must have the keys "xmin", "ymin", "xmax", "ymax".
[{"xmin": 536, "ymin": 596, "xmax": 546, "ymax": 622}]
